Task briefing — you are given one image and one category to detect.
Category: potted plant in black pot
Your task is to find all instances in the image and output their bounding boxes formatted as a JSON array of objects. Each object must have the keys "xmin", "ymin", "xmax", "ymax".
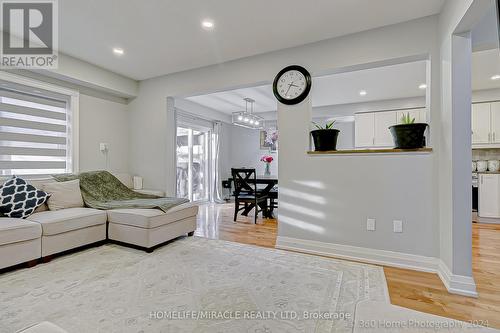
[
  {"xmin": 311, "ymin": 121, "xmax": 340, "ymax": 151},
  {"xmin": 389, "ymin": 113, "xmax": 428, "ymax": 149}
]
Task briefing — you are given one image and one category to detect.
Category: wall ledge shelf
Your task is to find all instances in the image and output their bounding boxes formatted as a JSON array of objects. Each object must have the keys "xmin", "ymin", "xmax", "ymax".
[{"xmin": 307, "ymin": 147, "xmax": 433, "ymax": 155}]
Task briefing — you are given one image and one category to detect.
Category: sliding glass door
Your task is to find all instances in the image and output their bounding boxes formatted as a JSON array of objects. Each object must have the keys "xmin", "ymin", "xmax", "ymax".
[{"xmin": 176, "ymin": 121, "xmax": 212, "ymax": 202}]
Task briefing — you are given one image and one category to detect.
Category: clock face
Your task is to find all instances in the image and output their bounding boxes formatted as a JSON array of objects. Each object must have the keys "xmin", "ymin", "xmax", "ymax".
[
  {"xmin": 272, "ymin": 65, "xmax": 311, "ymax": 105},
  {"xmin": 276, "ymin": 70, "xmax": 307, "ymax": 100}
]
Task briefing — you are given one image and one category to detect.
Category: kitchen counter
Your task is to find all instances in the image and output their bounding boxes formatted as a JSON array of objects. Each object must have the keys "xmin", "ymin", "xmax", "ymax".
[{"xmin": 476, "ymin": 171, "xmax": 500, "ymax": 174}]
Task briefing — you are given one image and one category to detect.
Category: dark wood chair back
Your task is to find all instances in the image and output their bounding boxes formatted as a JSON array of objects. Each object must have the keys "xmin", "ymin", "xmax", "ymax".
[{"xmin": 231, "ymin": 168, "xmax": 257, "ymax": 197}]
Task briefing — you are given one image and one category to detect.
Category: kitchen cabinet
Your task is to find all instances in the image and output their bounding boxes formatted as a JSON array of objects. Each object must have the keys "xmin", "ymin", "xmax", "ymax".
[
  {"xmin": 355, "ymin": 108, "xmax": 426, "ymax": 148},
  {"xmin": 354, "ymin": 112, "xmax": 375, "ymax": 147},
  {"xmin": 374, "ymin": 111, "xmax": 397, "ymax": 146},
  {"xmin": 472, "ymin": 103, "xmax": 491, "ymax": 145},
  {"xmin": 479, "ymin": 173, "xmax": 500, "ymax": 218},
  {"xmin": 490, "ymin": 102, "xmax": 500, "ymax": 143}
]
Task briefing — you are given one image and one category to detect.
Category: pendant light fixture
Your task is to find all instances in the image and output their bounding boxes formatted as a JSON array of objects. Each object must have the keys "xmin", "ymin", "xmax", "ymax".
[{"xmin": 232, "ymin": 98, "xmax": 264, "ymax": 129}]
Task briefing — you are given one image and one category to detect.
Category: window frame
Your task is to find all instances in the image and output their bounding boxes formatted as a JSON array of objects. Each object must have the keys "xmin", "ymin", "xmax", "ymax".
[{"xmin": 0, "ymin": 71, "xmax": 79, "ymax": 176}]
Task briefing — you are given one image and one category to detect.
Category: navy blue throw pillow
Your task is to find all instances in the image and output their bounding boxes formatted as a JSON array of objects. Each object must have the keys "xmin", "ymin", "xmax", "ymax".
[{"xmin": 0, "ymin": 176, "xmax": 50, "ymax": 219}]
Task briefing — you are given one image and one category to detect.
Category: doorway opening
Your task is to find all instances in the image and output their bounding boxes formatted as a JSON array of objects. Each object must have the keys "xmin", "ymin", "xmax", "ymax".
[{"xmin": 176, "ymin": 116, "xmax": 213, "ymax": 202}]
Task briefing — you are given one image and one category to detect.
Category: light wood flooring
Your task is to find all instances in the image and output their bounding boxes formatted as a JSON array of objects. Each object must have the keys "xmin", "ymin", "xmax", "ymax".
[{"xmin": 195, "ymin": 203, "xmax": 500, "ymax": 329}]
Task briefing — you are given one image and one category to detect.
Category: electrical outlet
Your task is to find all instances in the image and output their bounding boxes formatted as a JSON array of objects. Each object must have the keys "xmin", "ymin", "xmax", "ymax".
[
  {"xmin": 393, "ymin": 220, "xmax": 403, "ymax": 233},
  {"xmin": 99, "ymin": 143, "xmax": 108, "ymax": 152},
  {"xmin": 366, "ymin": 218, "xmax": 376, "ymax": 231}
]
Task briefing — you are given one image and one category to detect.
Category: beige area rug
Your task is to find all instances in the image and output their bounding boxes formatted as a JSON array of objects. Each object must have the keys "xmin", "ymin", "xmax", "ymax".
[
  {"xmin": 0, "ymin": 237, "xmax": 388, "ymax": 333},
  {"xmin": 354, "ymin": 301, "xmax": 499, "ymax": 333}
]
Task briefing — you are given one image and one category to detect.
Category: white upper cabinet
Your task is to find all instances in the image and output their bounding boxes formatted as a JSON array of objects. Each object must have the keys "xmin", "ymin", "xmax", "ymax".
[
  {"xmin": 490, "ymin": 102, "xmax": 500, "ymax": 143},
  {"xmin": 472, "ymin": 103, "xmax": 491, "ymax": 145},
  {"xmin": 355, "ymin": 113, "xmax": 375, "ymax": 147},
  {"xmin": 374, "ymin": 111, "xmax": 397, "ymax": 147},
  {"xmin": 355, "ymin": 108, "xmax": 428, "ymax": 148}
]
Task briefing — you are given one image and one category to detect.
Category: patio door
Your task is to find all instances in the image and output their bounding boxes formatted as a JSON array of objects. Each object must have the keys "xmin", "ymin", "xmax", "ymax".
[{"xmin": 176, "ymin": 115, "xmax": 212, "ymax": 202}]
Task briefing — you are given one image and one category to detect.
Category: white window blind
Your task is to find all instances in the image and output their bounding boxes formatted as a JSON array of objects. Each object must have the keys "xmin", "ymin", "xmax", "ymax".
[{"xmin": 0, "ymin": 87, "xmax": 72, "ymax": 176}]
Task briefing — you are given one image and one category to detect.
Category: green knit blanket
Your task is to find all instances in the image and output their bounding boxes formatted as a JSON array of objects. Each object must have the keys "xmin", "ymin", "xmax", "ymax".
[{"xmin": 52, "ymin": 171, "xmax": 189, "ymax": 212}]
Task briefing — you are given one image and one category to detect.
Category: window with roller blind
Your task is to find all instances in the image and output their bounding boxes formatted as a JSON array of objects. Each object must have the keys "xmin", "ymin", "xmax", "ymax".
[{"xmin": 0, "ymin": 75, "xmax": 78, "ymax": 177}]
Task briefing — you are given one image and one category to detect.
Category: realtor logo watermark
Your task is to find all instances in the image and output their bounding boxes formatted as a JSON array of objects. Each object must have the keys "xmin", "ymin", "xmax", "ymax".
[{"xmin": 1, "ymin": 0, "xmax": 58, "ymax": 68}]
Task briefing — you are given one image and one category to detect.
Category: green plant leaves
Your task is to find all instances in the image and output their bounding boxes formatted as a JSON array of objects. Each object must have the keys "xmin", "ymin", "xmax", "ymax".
[
  {"xmin": 311, "ymin": 120, "xmax": 336, "ymax": 129},
  {"xmin": 401, "ymin": 112, "xmax": 415, "ymax": 124}
]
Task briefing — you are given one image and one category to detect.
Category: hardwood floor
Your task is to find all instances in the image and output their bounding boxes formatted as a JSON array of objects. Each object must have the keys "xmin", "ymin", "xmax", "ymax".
[
  {"xmin": 195, "ymin": 202, "xmax": 277, "ymax": 248},
  {"xmin": 195, "ymin": 203, "xmax": 500, "ymax": 329}
]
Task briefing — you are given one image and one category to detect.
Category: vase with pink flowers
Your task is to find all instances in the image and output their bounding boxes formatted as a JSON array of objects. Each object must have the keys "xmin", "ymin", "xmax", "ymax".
[{"xmin": 260, "ymin": 155, "xmax": 274, "ymax": 176}]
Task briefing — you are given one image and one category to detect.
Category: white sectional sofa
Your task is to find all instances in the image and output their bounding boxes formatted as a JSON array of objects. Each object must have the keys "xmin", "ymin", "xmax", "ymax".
[
  {"xmin": 0, "ymin": 218, "xmax": 41, "ymax": 270},
  {"xmin": 0, "ymin": 174, "xmax": 198, "ymax": 270}
]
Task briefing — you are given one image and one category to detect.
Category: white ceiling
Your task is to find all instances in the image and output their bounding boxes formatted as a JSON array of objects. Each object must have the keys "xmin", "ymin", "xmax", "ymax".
[
  {"xmin": 59, "ymin": 0, "xmax": 445, "ymax": 80},
  {"xmin": 186, "ymin": 61, "xmax": 428, "ymax": 114}
]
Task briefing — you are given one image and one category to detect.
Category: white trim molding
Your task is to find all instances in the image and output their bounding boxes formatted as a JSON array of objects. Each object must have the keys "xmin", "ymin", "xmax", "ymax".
[
  {"xmin": 437, "ymin": 260, "xmax": 478, "ymax": 297},
  {"xmin": 276, "ymin": 236, "xmax": 478, "ymax": 298}
]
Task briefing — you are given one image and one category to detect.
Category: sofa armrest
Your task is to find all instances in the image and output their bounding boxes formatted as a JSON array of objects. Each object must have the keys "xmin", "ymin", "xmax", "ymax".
[{"xmin": 135, "ymin": 189, "xmax": 165, "ymax": 197}]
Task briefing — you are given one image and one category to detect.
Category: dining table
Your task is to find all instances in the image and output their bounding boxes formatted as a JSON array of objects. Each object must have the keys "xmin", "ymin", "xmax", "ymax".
[{"xmin": 227, "ymin": 175, "xmax": 278, "ymax": 218}]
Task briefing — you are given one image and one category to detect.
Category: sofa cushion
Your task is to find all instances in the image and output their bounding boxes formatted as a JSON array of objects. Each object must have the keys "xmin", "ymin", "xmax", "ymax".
[
  {"xmin": 26, "ymin": 208, "xmax": 107, "ymax": 236},
  {"xmin": 0, "ymin": 218, "xmax": 42, "ymax": 246},
  {"xmin": 0, "ymin": 176, "xmax": 50, "ymax": 219},
  {"xmin": 107, "ymin": 203, "xmax": 198, "ymax": 229},
  {"xmin": 43, "ymin": 179, "xmax": 84, "ymax": 211}
]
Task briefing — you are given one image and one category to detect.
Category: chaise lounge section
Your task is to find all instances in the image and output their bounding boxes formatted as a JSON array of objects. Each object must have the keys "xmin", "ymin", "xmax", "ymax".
[{"xmin": 107, "ymin": 202, "xmax": 198, "ymax": 252}]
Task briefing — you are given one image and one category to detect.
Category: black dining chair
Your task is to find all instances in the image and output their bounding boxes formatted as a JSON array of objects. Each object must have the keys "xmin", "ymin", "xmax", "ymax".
[
  {"xmin": 231, "ymin": 168, "xmax": 268, "ymax": 224},
  {"xmin": 268, "ymin": 186, "xmax": 278, "ymax": 218}
]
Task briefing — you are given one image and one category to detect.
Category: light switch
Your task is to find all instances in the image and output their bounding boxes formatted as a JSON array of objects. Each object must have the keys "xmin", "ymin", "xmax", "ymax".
[
  {"xmin": 393, "ymin": 220, "xmax": 403, "ymax": 233},
  {"xmin": 367, "ymin": 218, "xmax": 376, "ymax": 231}
]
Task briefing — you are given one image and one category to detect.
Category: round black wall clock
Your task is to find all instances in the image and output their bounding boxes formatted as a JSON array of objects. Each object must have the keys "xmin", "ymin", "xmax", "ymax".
[{"xmin": 272, "ymin": 65, "xmax": 312, "ymax": 105}]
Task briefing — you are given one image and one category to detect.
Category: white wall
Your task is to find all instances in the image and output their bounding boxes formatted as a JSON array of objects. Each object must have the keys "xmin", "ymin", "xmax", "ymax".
[
  {"xmin": 437, "ymin": 0, "xmax": 475, "ymax": 281},
  {"xmin": 278, "ymin": 96, "xmax": 436, "ymax": 256},
  {"xmin": 128, "ymin": 14, "xmax": 442, "ymax": 263},
  {"xmin": 228, "ymin": 125, "xmax": 279, "ymax": 176},
  {"xmin": 79, "ymin": 94, "xmax": 129, "ymax": 173},
  {"xmin": 129, "ymin": 15, "xmax": 438, "ymax": 192}
]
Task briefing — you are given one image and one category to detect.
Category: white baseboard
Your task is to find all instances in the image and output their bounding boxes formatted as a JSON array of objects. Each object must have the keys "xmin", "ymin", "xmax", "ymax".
[
  {"xmin": 275, "ymin": 236, "xmax": 477, "ymax": 298},
  {"xmin": 437, "ymin": 260, "xmax": 478, "ymax": 297}
]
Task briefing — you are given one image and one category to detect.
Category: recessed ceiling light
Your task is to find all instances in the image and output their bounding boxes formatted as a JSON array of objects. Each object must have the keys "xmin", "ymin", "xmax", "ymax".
[
  {"xmin": 113, "ymin": 48, "xmax": 124, "ymax": 56},
  {"xmin": 419, "ymin": 83, "xmax": 427, "ymax": 89},
  {"xmin": 359, "ymin": 90, "xmax": 367, "ymax": 96},
  {"xmin": 201, "ymin": 19, "xmax": 214, "ymax": 30},
  {"xmin": 491, "ymin": 75, "xmax": 500, "ymax": 81}
]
